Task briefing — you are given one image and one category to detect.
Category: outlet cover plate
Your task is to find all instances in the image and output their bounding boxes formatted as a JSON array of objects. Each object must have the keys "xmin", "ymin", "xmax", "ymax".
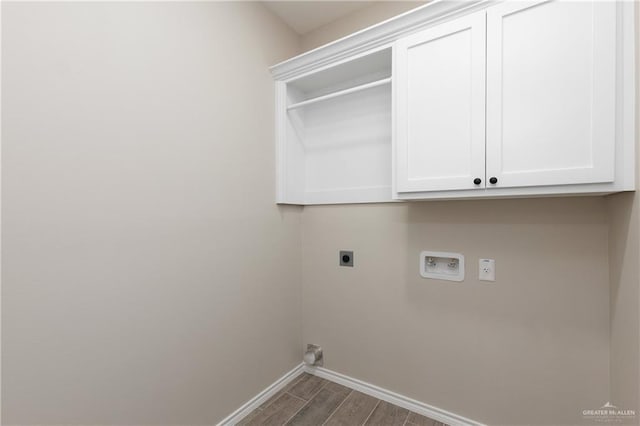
[
  {"xmin": 339, "ymin": 250, "xmax": 353, "ymax": 267},
  {"xmin": 479, "ymin": 259, "xmax": 495, "ymax": 281}
]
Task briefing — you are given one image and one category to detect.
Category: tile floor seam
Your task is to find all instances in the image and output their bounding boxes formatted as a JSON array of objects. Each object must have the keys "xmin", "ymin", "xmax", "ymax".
[
  {"xmin": 399, "ymin": 409, "xmax": 410, "ymax": 426},
  {"xmin": 285, "ymin": 373, "xmax": 307, "ymax": 392},
  {"xmin": 285, "ymin": 391, "xmax": 308, "ymax": 404},
  {"xmin": 289, "ymin": 375, "xmax": 328, "ymax": 401},
  {"xmin": 281, "ymin": 399, "xmax": 308, "ymax": 425},
  {"xmin": 361, "ymin": 399, "xmax": 381, "ymax": 426},
  {"xmin": 304, "ymin": 378, "xmax": 329, "ymax": 401},
  {"xmin": 321, "ymin": 389, "xmax": 354, "ymax": 426},
  {"xmin": 256, "ymin": 371, "xmax": 307, "ymax": 413},
  {"xmin": 282, "ymin": 380, "xmax": 330, "ymax": 425}
]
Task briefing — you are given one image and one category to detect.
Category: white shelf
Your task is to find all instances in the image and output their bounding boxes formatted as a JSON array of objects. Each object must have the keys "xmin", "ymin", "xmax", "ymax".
[
  {"xmin": 276, "ymin": 47, "xmax": 393, "ymax": 205},
  {"xmin": 287, "ymin": 78, "xmax": 392, "ymax": 111}
]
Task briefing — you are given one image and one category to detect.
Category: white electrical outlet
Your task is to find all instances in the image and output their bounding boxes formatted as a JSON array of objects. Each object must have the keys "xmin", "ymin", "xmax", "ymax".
[{"xmin": 479, "ymin": 259, "xmax": 495, "ymax": 282}]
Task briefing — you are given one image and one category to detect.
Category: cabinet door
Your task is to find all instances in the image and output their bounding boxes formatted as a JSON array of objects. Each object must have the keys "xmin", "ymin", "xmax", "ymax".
[
  {"xmin": 486, "ymin": 0, "xmax": 616, "ymax": 189},
  {"xmin": 394, "ymin": 12, "xmax": 486, "ymax": 193}
]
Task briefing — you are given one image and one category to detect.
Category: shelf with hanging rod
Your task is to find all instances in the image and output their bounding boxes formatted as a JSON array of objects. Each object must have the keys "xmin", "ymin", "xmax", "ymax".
[{"xmin": 287, "ymin": 77, "xmax": 392, "ymax": 110}]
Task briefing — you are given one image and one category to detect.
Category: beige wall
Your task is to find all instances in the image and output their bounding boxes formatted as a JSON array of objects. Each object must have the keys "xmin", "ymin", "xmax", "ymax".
[
  {"xmin": 2, "ymin": 2, "xmax": 638, "ymax": 426},
  {"xmin": 299, "ymin": 4, "xmax": 616, "ymax": 425},
  {"xmin": 606, "ymin": 3, "xmax": 640, "ymax": 418},
  {"xmin": 608, "ymin": 192, "xmax": 639, "ymax": 414},
  {"xmin": 302, "ymin": 200, "xmax": 610, "ymax": 425},
  {"xmin": 301, "ymin": 1, "xmax": 424, "ymax": 51},
  {"xmin": 1, "ymin": 2, "xmax": 302, "ymax": 424}
]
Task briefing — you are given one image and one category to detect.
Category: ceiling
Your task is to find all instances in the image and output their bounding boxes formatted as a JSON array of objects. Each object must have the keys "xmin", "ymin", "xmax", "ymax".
[{"xmin": 262, "ymin": 1, "xmax": 373, "ymax": 35}]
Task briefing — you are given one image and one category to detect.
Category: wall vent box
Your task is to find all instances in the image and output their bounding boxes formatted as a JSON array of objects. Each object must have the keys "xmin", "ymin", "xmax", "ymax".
[{"xmin": 419, "ymin": 251, "xmax": 464, "ymax": 282}]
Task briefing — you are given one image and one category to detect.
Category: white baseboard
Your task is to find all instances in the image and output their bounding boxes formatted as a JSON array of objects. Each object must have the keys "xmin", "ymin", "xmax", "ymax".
[
  {"xmin": 305, "ymin": 365, "xmax": 484, "ymax": 426},
  {"xmin": 217, "ymin": 362, "xmax": 483, "ymax": 426},
  {"xmin": 217, "ymin": 363, "xmax": 305, "ymax": 426}
]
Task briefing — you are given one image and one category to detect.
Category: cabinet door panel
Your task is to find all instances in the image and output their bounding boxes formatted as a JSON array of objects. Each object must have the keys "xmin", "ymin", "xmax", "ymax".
[
  {"xmin": 395, "ymin": 12, "xmax": 486, "ymax": 192},
  {"xmin": 486, "ymin": 0, "xmax": 616, "ymax": 188}
]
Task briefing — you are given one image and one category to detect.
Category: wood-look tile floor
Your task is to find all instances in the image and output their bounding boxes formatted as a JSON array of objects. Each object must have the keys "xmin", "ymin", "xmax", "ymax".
[{"xmin": 238, "ymin": 373, "xmax": 448, "ymax": 426}]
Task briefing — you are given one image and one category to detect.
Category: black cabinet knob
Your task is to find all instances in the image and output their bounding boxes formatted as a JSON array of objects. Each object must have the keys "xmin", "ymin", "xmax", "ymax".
[
  {"xmin": 473, "ymin": 178, "xmax": 481, "ymax": 185},
  {"xmin": 489, "ymin": 177, "xmax": 498, "ymax": 184}
]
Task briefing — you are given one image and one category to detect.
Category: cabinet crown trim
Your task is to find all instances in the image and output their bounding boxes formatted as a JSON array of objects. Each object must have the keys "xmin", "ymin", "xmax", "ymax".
[{"xmin": 269, "ymin": 0, "xmax": 494, "ymax": 81}]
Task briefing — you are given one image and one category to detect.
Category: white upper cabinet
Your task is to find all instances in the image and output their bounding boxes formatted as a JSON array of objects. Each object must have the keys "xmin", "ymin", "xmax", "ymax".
[
  {"xmin": 485, "ymin": 0, "xmax": 616, "ymax": 189},
  {"xmin": 395, "ymin": 12, "xmax": 486, "ymax": 193},
  {"xmin": 272, "ymin": 0, "xmax": 635, "ymax": 204}
]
